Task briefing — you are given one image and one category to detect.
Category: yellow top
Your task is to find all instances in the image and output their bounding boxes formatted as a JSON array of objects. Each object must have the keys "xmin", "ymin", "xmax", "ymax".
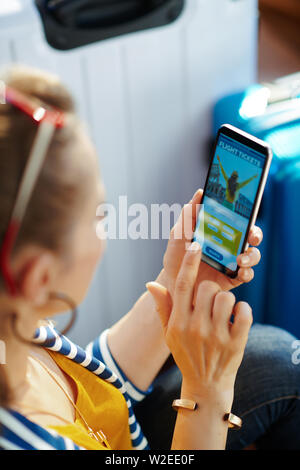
[{"xmin": 47, "ymin": 350, "xmax": 133, "ymax": 451}]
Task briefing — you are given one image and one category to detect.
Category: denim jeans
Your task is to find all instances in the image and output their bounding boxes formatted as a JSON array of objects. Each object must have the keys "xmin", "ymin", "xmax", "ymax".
[{"xmin": 134, "ymin": 324, "xmax": 300, "ymax": 450}]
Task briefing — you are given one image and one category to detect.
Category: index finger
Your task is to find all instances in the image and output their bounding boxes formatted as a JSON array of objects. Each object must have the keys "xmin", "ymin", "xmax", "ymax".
[
  {"xmin": 171, "ymin": 189, "xmax": 203, "ymax": 242},
  {"xmin": 248, "ymin": 225, "xmax": 263, "ymax": 247},
  {"xmin": 173, "ymin": 242, "xmax": 202, "ymax": 321}
]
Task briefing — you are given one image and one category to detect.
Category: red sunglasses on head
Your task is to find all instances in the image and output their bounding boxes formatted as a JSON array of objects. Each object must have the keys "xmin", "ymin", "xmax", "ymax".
[{"xmin": 0, "ymin": 83, "xmax": 65, "ymax": 296}]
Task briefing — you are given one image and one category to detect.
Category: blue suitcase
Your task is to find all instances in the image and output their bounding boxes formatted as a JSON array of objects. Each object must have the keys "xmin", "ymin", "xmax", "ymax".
[{"xmin": 213, "ymin": 73, "xmax": 300, "ymax": 337}]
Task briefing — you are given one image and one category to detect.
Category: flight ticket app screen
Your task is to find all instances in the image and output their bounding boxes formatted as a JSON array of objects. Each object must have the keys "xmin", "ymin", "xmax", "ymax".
[{"xmin": 194, "ymin": 133, "xmax": 266, "ymax": 271}]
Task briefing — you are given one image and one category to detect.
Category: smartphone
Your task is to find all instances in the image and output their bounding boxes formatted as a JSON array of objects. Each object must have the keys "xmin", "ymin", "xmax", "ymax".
[{"xmin": 193, "ymin": 123, "xmax": 272, "ymax": 278}]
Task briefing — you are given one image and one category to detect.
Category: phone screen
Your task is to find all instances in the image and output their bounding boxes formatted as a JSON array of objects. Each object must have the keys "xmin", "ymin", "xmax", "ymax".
[{"xmin": 193, "ymin": 131, "xmax": 268, "ymax": 275}]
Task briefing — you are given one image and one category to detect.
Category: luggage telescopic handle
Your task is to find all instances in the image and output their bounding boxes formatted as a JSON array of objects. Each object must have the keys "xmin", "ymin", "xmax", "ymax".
[{"xmin": 35, "ymin": 0, "xmax": 185, "ymax": 50}]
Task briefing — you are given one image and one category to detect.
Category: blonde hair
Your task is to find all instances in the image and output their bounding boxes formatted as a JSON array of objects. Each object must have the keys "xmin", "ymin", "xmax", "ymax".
[{"xmin": 0, "ymin": 65, "xmax": 94, "ymax": 407}]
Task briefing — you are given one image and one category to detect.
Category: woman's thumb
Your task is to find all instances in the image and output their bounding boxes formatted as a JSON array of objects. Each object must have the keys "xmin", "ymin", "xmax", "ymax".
[{"xmin": 146, "ymin": 281, "xmax": 173, "ymax": 333}]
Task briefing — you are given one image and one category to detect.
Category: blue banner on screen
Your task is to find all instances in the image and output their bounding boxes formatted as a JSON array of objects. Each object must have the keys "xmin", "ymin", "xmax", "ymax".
[{"xmin": 194, "ymin": 133, "xmax": 266, "ymax": 271}]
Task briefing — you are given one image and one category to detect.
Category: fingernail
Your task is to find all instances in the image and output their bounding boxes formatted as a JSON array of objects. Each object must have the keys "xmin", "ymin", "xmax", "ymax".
[
  {"xmin": 243, "ymin": 270, "xmax": 251, "ymax": 280},
  {"xmin": 192, "ymin": 188, "xmax": 202, "ymax": 199},
  {"xmin": 252, "ymin": 229, "xmax": 261, "ymax": 241},
  {"xmin": 146, "ymin": 281, "xmax": 159, "ymax": 290},
  {"xmin": 241, "ymin": 255, "xmax": 250, "ymax": 265},
  {"xmin": 188, "ymin": 241, "xmax": 200, "ymax": 252}
]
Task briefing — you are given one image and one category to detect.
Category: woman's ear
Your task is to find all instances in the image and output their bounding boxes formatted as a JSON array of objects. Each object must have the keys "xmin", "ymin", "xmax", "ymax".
[{"xmin": 17, "ymin": 251, "xmax": 58, "ymax": 306}]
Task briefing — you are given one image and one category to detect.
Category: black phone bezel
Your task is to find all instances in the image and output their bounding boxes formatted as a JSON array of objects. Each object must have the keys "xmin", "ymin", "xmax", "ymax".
[{"xmin": 195, "ymin": 123, "xmax": 272, "ymax": 279}]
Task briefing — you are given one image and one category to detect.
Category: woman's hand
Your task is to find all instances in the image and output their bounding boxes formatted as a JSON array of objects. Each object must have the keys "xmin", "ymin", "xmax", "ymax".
[
  {"xmin": 147, "ymin": 242, "xmax": 253, "ymax": 396},
  {"xmin": 162, "ymin": 189, "xmax": 263, "ymax": 295},
  {"xmin": 147, "ymin": 245, "xmax": 252, "ymax": 450},
  {"xmin": 106, "ymin": 188, "xmax": 261, "ymax": 396}
]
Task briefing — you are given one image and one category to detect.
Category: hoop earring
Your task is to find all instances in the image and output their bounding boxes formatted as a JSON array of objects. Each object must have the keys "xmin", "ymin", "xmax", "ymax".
[
  {"xmin": 10, "ymin": 291, "xmax": 78, "ymax": 345},
  {"xmin": 48, "ymin": 291, "xmax": 78, "ymax": 336}
]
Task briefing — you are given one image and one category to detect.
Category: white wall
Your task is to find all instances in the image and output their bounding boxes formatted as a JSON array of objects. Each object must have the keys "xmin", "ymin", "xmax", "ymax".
[{"xmin": 0, "ymin": 0, "xmax": 258, "ymax": 346}]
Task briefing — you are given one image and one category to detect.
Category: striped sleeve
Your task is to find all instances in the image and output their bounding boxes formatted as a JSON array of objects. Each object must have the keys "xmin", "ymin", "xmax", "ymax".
[
  {"xmin": 0, "ymin": 408, "xmax": 84, "ymax": 450},
  {"xmin": 86, "ymin": 329, "xmax": 153, "ymax": 406}
]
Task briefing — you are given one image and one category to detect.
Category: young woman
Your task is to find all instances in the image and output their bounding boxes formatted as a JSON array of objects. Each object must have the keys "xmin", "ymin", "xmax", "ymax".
[{"xmin": 0, "ymin": 66, "xmax": 299, "ymax": 450}]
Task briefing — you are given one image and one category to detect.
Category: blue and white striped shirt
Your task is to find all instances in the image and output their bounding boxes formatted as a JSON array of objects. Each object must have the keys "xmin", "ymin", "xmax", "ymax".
[{"xmin": 0, "ymin": 325, "xmax": 152, "ymax": 450}]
